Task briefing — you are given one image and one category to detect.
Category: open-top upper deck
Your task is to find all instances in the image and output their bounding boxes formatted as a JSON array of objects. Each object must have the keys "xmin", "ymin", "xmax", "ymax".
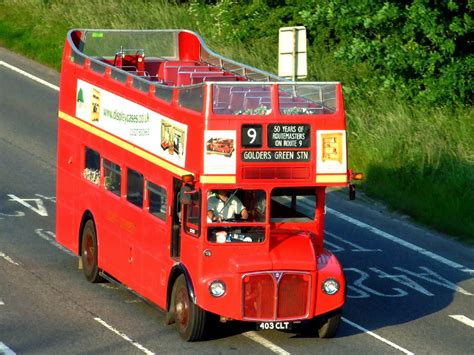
[
  {"xmin": 65, "ymin": 29, "xmax": 342, "ymax": 117},
  {"xmin": 60, "ymin": 29, "xmax": 348, "ymax": 186}
]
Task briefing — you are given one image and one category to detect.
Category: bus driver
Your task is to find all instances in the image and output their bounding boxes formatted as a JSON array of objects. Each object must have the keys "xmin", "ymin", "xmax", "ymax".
[{"xmin": 207, "ymin": 190, "xmax": 249, "ymax": 222}]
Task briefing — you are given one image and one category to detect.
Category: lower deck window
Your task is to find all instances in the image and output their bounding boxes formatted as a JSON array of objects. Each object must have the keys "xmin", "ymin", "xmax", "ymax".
[
  {"xmin": 127, "ymin": 168, "xmax": 144, "ymax": 208},
  {"xmin": 84, "ymin": 147, "xmax": 100, "ymax": 184},
  {"xmin": 103, "ymin": 159, "xmax": 121, "ymax": 196},
  {"xmin": 148, "ymin": 181, "xmax": 167, "ymax": 220}
]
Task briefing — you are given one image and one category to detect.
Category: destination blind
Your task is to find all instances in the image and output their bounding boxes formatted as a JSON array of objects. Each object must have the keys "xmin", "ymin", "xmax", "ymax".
[
  {"xmin": 242, "ymin": 150, "xmax": 310, "ymax": 162},
  {"xmin": 268, "ymin": 124, "xmax": 310, "ymax": 148}
]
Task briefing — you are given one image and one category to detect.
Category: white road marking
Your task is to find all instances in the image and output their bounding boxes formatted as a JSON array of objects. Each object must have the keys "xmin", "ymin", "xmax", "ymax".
[
  {"xmin": 34, "ymin": 194, "xmax": 56, "ymax": 203},
  {"xmin": 0, "ymin": 342, "xmax": 16, "ymax": 355},
  {"xmin": 0, "ymin": 60, "xmax": 59, "ymax": 91},
  {"xmin": 7, "ymin": 195, "xmax": 48, "ymax": 217},
  {"xmin": 94, "ymin": 317, "xmax": 155, "ymax": 355},
  {"xmin": 124, "ymin": 299, "xmax": 142, "ymax": 304},
  {"xmin": 326, "ymin": 230, "xmax": 382, "ymax": 252},
  {"xmin": 394, "ymin": 266, "xmax": 473, "ymax": 296},
  {"xmin": 328, "ymin": 207, "xmax": 474, "ymax": 275},
  {"xmin": 0, "ymin": 251, "xmax": 19, "ymax": 266},
  {"xmin": 341, "ymin": 317, "xmax": 414, "ymax": 354},
  {"xmin": 34, "ymin": 229, "xmax": 75, "ymax": 256},
  {"xmin": 0, "ymin": 299, "xmax": 4, "ymax": 306},
  {"xmin": 0, "ymin": 210, "xmax": 25, "ymax": 218},
  {"xmin": 449, "ymin": 315, "xmax": 474, "ymax": 328},
  {"xmin": 242, "ymin": 332, "xmax": 290, "ymax": 355}
]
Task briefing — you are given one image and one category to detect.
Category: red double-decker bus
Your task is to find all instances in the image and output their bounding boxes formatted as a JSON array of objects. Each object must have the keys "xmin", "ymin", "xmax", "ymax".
[{"xmin": 56, "ymin": 29, "xmax": 357, "ymax": 341}]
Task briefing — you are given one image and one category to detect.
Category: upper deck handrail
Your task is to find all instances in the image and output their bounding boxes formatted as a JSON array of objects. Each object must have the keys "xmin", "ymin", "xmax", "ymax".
[{"xmin": 66, "ymin": 29, "xmax": 341, "ymax": 114}]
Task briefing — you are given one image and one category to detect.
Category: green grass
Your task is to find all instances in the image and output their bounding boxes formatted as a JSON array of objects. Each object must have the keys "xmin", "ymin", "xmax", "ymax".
[{"xmin": 1, "ymin": 0, "xmax": 472, "ymax": 241}]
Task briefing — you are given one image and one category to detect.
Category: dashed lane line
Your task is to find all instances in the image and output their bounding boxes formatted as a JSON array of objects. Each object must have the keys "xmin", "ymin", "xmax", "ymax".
[
  {"xmin": 94, "ymin": 317, "xmax": 155, "ymax": 355},
  {"xmin": 242, "ymin": 332, "xmax": 290, "ymax": 355},
  {"xmin": 449, "ymin": 315, "xmax": 474, "ymax": 328},
  {"xmin": 0, "ymin": 252, "xmax": 19, "ymax": 266}
]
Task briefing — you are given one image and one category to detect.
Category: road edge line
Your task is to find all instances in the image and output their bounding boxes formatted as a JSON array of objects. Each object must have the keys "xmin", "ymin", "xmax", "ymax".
[{"xmin": 0, "ymin": 60, "xmax": 59, "ymax": 91}]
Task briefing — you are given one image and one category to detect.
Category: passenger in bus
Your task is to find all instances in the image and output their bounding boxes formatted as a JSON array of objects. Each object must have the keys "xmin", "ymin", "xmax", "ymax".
[
  {"xmin": 248, "ymin": 190, "xmax": 266, "ymax": 222},
  {"xmin": 207, "ymin": 189, "xmax": 249, "ymax": 222}
]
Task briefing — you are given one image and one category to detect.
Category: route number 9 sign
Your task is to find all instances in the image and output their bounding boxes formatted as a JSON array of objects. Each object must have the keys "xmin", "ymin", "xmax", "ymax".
[{"xmin": 241, "ymin": 124, "xmax": 262, "ymax": 147}]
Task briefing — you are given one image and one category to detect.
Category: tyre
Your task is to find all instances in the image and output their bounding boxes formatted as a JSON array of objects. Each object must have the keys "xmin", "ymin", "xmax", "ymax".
[
  {"xmin": 81, "ymin": 219, "xmax": 102, "ymax": 283},
  {"xmin": 172, "ymin": 274, "xmax": 207, "ymax": 341},
  {"xmin": 317, "ymin": 310, "xmax": 341, "ymax": 338}
]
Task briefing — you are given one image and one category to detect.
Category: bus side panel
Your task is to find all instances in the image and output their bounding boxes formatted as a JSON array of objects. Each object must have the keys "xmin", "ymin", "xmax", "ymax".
[
  {"xmin": 56, "ymin": 120, "xmax": 81, "ymax": 254},
  {"xmin": 139, "ymin": 213, "xmax": 170, "ymax": 309}
]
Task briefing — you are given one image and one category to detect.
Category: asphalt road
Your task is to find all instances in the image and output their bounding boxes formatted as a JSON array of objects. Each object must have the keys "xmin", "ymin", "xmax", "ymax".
[{"xmin": 1, "ymin": 47, "xmax": 473, "ymax": 354}]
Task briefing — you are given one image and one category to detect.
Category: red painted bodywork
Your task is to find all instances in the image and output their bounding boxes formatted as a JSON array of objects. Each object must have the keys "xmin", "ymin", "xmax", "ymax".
[{"xmin": 56, "ymin": 29, "xmax": 348, "ymax": 324}]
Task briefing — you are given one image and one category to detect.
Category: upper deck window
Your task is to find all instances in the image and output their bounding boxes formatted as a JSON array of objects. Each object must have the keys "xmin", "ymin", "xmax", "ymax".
[
  {"xmin": 178, "ymin": 86, "xmax": 203, "ymax": 112},
  {"xmin": 78, "ymin": 31, "xmax": 178, "ymax": 60},
  {"xmin": 213, "ymin": 84, "xmax": 272, "ymax": 115},
  {"xmin": 278, "ymin": 84, "xmax": 336, "ymax": 115}
]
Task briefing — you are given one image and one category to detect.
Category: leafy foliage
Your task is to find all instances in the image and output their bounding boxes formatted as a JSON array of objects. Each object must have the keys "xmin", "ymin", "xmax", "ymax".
[
  {"xmin": 300, "ymin": 0, "xmax": 474, "ymax": 106},
  {"xmin": 190, "ymin": 0, "xmax": 473, "ymax": 106}
]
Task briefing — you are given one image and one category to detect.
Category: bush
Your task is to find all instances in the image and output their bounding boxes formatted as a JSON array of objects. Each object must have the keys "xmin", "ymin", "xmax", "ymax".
[{"xmin": 301, "ymin": 0, "xmax": 474, "ymax": 107}]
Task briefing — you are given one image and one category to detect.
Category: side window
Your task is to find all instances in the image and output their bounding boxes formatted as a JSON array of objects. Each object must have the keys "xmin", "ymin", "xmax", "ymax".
[
  {"xmin": 127, "ymin": 168, "xmax": 144, "ymax": 208},
  {"xmin": 84, "ymin": 147, "xmax": 100, "ymax": 184},
  {"xmin": 184, "ymin": 191, "xmax": 201, "ymax": 236},
  {"xmin": 147, "ymin": 181, "xmax": 167, "ymax": 221},
  {"xmin": 103, "ymin": 159, "xmax": 121, "ymax": 196}
]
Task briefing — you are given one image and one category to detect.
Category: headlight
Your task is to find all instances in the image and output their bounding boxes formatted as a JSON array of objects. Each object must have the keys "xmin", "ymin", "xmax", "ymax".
[
  {"xmin": 209, "ymin": 280, "xmax": 226, "ymax": 297},
  {"xmin": 322, "ymin": 278, "xmax": 339, "ymax": 295}
]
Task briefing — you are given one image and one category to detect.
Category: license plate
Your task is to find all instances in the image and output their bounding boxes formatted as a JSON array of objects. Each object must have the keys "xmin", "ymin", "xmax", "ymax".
[{"xmin": 257, "ymin": 321, "xmax": 292, "ymax": 331}]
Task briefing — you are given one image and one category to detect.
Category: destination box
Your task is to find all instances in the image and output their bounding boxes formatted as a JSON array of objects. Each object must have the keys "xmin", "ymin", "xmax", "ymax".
[
  {"xmin": 241, "ymin": 150, "xmax": 310, "ymax": 162},
  {"xmin": 267, "ymin": 124, "xmax": 310, "ymax": 148}
]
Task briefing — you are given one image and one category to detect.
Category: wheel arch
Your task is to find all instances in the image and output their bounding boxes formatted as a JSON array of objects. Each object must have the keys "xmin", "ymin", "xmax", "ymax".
[
  {"xmin": 78, "ymin": 210, "xmax": 95, "ymax": 256},
  {"xmin": 166, "ymin": 263, "xmax": 196, "ymax": 311}
]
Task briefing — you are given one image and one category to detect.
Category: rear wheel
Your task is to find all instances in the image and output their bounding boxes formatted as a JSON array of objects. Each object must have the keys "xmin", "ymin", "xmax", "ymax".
[
  {"xmin": 81, "ymin": 219, "xmax": 102, "ymax": 283},
  {"xmin": 172, "ymin": 275, "xmax": 207, "ymax": 341}
]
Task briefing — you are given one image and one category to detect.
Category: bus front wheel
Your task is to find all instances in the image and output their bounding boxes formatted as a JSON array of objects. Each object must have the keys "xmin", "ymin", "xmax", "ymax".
[
  {"xmin": 172, "ymin": 274, "xmax": 207, "ymax": 341},
  {"xmin": 317, "ymin": 310, "xmax": 341, "ymax": 338},
  {"xmin": 81, "ymin": 219, "xmax": 102, "ymax": 283}
]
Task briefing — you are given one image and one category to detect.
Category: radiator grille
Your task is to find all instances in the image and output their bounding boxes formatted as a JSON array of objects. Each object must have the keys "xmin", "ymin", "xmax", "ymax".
[{"xmin": 242, "ymin": 272, "xmax": 311, "ymax": 320}]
